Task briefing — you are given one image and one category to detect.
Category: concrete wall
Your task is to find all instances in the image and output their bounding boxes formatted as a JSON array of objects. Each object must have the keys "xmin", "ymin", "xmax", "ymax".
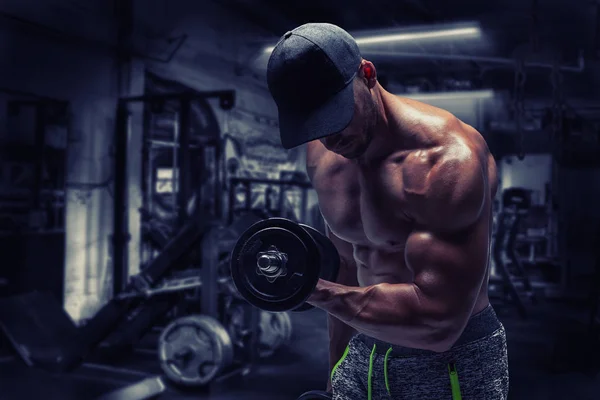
[{"xmin": 0, "ymin": 1, "xmax": 146, "ymax": 321}]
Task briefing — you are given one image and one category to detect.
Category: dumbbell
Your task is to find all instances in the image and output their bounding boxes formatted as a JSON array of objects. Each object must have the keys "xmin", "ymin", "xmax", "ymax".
[
  {"xmin": 230, "ymin": 218, "xmax": 340, "ymax": 312},
  {"xmin": 297, "ymin": 390, "xmax": 333, "ymax": 400}
]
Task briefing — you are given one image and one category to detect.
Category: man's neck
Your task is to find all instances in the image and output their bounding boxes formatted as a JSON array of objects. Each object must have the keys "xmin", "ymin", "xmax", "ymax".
[{"xmin": 357, "ymin": 87, "xmax": 400, "ymax": 165}]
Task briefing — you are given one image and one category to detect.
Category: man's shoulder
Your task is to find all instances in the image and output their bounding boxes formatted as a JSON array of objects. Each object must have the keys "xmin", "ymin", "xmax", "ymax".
[{"xmin": 401, "ymin": 132, "xmax": 487, "ymax": 233}]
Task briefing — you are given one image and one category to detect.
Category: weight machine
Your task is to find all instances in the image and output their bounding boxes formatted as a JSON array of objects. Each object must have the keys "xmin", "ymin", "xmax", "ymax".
[{"xmin": 490, "ymin": 188, "xmax": 537, "ymax": 318}]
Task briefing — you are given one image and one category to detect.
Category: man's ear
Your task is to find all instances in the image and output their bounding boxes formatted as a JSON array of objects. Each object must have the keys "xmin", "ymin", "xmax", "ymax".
[{"xmin": 360, "ymin": 60, "xmax": 377, "ymax": 89}]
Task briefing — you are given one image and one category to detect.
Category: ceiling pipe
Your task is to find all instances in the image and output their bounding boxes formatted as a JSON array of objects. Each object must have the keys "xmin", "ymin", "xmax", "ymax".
[{"xmin": 364, "ymin": 50, "xmax": 585, "ymax": 73}]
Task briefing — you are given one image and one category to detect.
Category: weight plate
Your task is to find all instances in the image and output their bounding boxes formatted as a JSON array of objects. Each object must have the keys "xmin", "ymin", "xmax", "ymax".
[
  {"xmin": 230, "ymin": 218, "xmax": 321, "ymax": 312},
  {"xmin": 299, "ymin": 224, "xmax": 340, "ymax": 282},
  {"xmin": 158, "ymin": 315, "xmax": 233, "ymax": 387},
  {"xmin": 227, "ymin": 305, "xmax": 293, "ymax": 358},
  {"xmin": 292, "ymin": 225, "xmax": 341, "ymax": 312},
  {"xmin": 229, "ymin": 211, "xmax": 264, "ymax": 236},
  {"xmin": 280, "ymin": 311, "xmax": 293, "ymax": 343},
  {"xmin": 227, "ymin": 304, "xmax": 251, "ymax": 348},
  {"xmin": 258, "ymin": 311, "xmax": 293, "ymax": 358}
]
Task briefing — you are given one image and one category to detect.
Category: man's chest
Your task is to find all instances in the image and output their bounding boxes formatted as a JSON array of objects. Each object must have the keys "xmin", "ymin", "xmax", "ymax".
[{"xmin": 311, "ymin": 159, "xmax": 413, "ymax": 248}]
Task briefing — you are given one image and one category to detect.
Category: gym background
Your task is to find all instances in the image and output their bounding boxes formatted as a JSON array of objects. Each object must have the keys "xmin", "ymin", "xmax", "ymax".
[{"xmin": 0, "ymin": 0, "xmax": 598, "ymax": 399}]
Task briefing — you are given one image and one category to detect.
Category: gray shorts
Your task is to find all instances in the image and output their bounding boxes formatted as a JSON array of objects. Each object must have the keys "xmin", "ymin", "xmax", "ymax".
[{"xmin": 331, "ymin": 305, "xmax": 509, "ymax": 400}]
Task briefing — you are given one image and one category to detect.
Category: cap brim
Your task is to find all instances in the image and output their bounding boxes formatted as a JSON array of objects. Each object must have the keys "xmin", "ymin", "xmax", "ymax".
[{"xmin": 277, "ymin": 81, "xmax": 355, "ymax": 149}]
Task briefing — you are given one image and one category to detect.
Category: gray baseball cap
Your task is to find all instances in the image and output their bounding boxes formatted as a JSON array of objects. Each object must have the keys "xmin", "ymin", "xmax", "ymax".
[{"xmin": 267, "ymin": 23, "xmax": 362, "ymax": 149}]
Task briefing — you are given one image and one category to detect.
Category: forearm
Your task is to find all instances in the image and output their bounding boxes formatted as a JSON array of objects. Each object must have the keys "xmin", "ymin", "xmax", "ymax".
[{"xmin": 308, "ymin": 280, "xmax": 461, "ymax": 352}]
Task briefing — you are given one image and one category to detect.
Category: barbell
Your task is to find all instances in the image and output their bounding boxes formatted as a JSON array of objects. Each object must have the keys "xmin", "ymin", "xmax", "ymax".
[{"xmin": 230, "ymin": 218, "xmax": 340, "ymax": 312}]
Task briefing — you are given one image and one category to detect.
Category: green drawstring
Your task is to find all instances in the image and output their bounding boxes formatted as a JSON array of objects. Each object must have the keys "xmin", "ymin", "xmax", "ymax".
[
  {"xmin": 367, "ymin": 344, "xmax": 377, "ymax": 400},
  {"xmin": 331, "ymin": 345, "xmax": 350, "ymax": 382},
  {"xmin": 448, "ymin": 363, "xmax": 463, "ymax": 400},
  {"xmin": 384, "ymin": 347, "xmax": 393, "ymax": 395}
]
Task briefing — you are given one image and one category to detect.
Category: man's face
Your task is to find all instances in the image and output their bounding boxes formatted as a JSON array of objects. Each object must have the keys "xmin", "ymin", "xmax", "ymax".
[{"xmin": 319, "ymin": 79, "xmax": 377, "ymax": 159}]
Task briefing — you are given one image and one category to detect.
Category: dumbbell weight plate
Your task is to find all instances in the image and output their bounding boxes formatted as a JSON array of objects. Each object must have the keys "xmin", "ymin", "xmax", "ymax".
[
  {"xmin": 158, "ymin": 315, "xmax": 234, "ymax": 387},
  {"xmin": 299, "ymin": 225, "xmax": 340, "ymax": 282},
  {"xmin": 293, "ymin": 224, "xmax": 341, "ymax": 312},
  {"xmin": 230, "ymin": 218, "xmax": 322, "ymax": 312}
]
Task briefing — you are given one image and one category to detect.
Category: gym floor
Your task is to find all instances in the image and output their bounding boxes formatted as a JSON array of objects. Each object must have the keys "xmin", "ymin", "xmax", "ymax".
[{"xmin": 0, "ymin": 300, "xmax": 599, "ymax": 400}]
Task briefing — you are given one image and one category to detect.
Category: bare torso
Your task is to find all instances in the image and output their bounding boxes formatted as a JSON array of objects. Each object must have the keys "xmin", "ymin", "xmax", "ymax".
[{"xmin": 307, "ymin": 95, "xmax": 498, "ymax": 318}]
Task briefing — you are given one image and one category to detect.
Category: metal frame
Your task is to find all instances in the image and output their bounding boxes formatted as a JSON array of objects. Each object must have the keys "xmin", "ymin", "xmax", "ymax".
[
  {"xmin": 113, "ymin": 89, "xmax": 234, "ymax": 295},
  {"xmin": 227, "ymin": 177, "xmax": 313, "ymax": 225}
]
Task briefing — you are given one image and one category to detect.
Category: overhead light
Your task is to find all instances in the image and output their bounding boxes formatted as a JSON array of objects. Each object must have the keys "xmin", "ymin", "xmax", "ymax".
[
  {"xmin": 262, "ymin": 25, "xmax": 481, "ymax": 54},
  {"xmin": 355, "ymin": 27, "xmax": 480, "ymax": 46},
  {"xmin": 401, "ymin": 90, "xmax": 494, "ymax": 101}
]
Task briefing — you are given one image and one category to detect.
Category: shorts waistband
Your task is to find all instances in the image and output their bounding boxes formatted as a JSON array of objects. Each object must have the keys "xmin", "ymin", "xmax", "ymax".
[{"xmin": 356, "ymin": 305, "xmax": 502, "ymax": 357}]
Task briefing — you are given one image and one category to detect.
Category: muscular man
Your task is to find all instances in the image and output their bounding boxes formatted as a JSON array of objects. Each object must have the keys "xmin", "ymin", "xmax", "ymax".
[{"xmin": 267, "ymin": 23, "xmax": 509, "ymax": 399}]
